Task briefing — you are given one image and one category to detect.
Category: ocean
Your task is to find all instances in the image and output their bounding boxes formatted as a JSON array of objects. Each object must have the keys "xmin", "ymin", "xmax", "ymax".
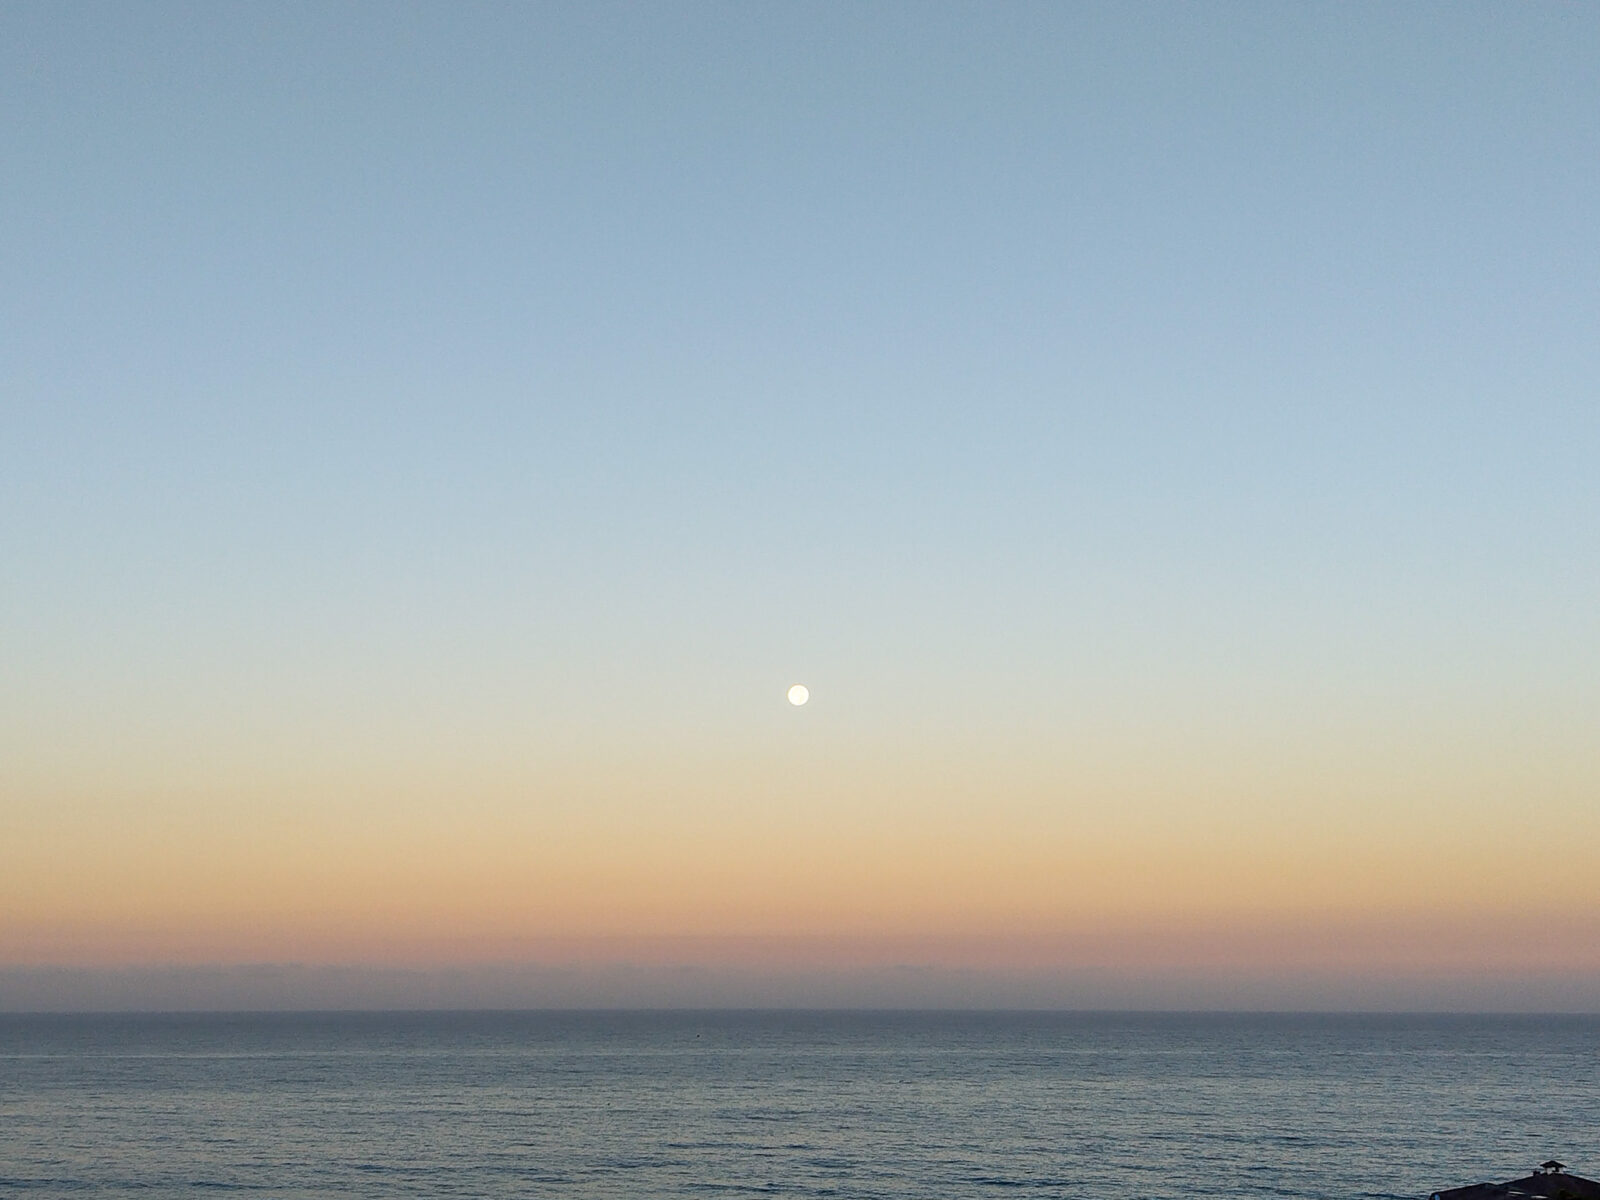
[{"xmin": 1, "ymin": 1011, "xmax": 1595, "ymax": 1198}]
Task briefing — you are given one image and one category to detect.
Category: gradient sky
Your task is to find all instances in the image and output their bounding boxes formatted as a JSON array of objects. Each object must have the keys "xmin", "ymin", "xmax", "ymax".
[{"xmin": 3, "ymin": 2, "xmax": 1598, "ymax": 1009}]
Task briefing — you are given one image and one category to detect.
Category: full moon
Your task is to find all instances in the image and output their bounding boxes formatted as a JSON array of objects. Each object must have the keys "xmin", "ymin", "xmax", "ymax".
[{"xmin": 787, "ymin": 684, "xmax": 809, "ymax": 706}]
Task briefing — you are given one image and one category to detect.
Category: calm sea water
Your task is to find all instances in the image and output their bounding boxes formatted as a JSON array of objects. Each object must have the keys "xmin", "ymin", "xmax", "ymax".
[{"xmin": 1, "ymin": 1012, "xmax": 1595, "ymax": 1198}]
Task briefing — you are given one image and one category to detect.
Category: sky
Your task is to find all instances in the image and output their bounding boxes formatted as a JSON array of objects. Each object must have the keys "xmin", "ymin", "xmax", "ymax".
[{"xmin": 3, "ymin": 2, "xmax": 1598, "ymax": 1011}]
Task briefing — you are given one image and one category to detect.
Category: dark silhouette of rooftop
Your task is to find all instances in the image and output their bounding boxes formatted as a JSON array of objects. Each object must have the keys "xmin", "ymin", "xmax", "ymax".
[{"xmin": 1432, "ymin": 1164, "xmax": 1600, "ymax": 1200}]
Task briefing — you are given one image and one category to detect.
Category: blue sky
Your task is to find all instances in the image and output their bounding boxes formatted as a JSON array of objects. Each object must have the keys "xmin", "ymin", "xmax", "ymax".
[{"xmin": 3, "ymin": 2, "xmax": 1598, "ymax": 1005}]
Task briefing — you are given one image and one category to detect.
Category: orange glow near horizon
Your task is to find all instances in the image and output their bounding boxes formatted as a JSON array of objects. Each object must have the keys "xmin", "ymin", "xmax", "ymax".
[
  {"xmin": 8, "ymin": 643, "xmax": 1599, "ymax": 999},
  {"xmin": 7, "ymin": 739, "xmax": 1599, "ymax": 979}
]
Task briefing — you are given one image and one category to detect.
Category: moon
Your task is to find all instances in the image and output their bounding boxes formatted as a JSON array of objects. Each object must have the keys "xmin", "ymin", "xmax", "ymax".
[{"xmin": 787, "ymin": 684, "xmax": 809, "ymax": 706}]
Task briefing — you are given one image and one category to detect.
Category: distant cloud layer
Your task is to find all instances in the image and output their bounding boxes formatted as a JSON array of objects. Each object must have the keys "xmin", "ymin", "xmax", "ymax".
[{"xmin": 6, "ymin": 962, "xmax": 1600, "ymax": 1014}]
